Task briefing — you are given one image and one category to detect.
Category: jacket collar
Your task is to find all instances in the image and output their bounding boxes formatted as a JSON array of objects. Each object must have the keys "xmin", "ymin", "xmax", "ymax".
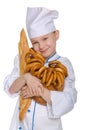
[{"xmin": 46, "ymin": 52, "xmax": 61, "ymax": 63}]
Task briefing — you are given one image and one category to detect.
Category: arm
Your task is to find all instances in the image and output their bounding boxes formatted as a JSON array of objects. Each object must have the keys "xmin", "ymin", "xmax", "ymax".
[
  {"xmin": 3, "ymin": 55, "xmax": 20, "ymax": 97},
  {"xmin": 9, "ymin": 76, "xmax": 26, "ymax": 94},
  {"xmin": 39, "ymin": 88, "xmax": 52, "ymax": 105},
  {"xmin": 46, "ymin": 58, "xmax": 77, "ymax": 118}
]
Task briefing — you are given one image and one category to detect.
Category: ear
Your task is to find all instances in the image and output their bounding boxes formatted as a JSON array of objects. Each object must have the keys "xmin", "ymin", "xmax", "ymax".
[{"xmin": 55, "ymin": 30, "xmax": 59, "ymax": 40}]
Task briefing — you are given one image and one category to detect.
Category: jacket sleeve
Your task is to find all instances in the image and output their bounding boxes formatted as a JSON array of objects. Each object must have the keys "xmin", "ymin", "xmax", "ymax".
[
  {"xmin": 3, "ymin": 55, "xmax": 20, "ymax": 97},
  {"xmin": 47, "ymin": 58, "xmax": 77, "ymax": 118}
]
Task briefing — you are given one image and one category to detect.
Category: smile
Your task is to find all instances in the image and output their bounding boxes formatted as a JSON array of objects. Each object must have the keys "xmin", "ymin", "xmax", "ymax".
[{"xmin": 40, "ymin": 48, "xmax": 49, "ymax": 53}]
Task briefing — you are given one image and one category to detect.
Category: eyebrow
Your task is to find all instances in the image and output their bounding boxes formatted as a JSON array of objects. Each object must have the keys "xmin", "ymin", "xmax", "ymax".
[{"xmin": 42, "ymin": 35, "xmax": 48, "ymax": 38}]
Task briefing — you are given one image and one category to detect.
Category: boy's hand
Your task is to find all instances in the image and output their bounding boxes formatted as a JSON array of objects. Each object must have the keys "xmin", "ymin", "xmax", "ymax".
[
  {"xmin": 21, "ymin": 85, "xmax": 42, "ymax": 98},
  {"xmin": 21, "ymin": 73, "xmax": 44, "ymax": 98}
]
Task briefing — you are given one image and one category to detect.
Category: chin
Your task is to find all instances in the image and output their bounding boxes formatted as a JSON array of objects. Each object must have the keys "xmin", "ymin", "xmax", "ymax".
[{"xmin": 42, "ymin": 53, "xmax": 50, "ymax": 59}]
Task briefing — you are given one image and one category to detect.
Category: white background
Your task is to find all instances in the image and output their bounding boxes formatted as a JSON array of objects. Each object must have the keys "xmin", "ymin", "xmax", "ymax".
[{"xmin": 0, "ymin": 0, "xmax": 86, "ymax": 129}]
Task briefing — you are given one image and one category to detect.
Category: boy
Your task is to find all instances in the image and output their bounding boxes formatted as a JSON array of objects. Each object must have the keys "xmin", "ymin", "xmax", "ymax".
[{"xmin": 4, "ymin": 7, "xmax": 77, "ymax": 130}]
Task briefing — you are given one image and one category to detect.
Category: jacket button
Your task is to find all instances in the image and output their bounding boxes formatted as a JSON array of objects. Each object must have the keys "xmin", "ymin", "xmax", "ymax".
[
  {"xmin": 27, "ymin": 109, "xmax": 31, "ymax": 112},
  {"xmin": 19, "ymin": 127, "xmax": 22, "ymax": 129}
]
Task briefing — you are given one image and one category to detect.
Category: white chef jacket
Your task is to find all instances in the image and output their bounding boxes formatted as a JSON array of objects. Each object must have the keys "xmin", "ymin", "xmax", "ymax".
[{"xmin": 4, "ymin": 52, "xmax": 77, "ymax": 130}]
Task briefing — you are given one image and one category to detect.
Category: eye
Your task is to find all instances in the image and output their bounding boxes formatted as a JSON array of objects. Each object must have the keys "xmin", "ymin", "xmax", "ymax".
[
  {"xmin": 32, "ymin": 42, "xmax": 38, "ymax": 45},
  {"xmin": 43, "ymin": 37, "xmax": 48, "ymax": 40}
]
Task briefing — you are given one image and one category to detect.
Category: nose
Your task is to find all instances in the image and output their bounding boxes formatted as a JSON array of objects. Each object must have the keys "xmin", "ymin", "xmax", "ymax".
[{"xmin": 39, "ymin": 42, "xmax": 44, "ymax": 50}]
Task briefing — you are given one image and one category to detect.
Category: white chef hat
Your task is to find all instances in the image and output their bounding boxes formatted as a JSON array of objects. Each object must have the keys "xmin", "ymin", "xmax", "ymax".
[{"xmin": 26, "ymin": 7, "xmax": 59, "ymax": 38}]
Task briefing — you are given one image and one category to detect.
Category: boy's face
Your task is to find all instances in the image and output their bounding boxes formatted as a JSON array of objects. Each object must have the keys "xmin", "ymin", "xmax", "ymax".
[{"xmin": 31, "ymin": 30, "xmax": 59, "ymax": 59}]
